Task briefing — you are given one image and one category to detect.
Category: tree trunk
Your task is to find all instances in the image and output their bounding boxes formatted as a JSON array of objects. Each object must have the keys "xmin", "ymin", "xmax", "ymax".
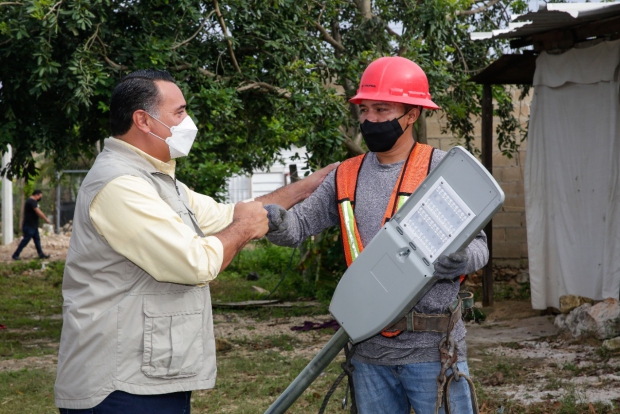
[
  {"xmin": 361, "ymin": 0, "xmax": 372, "ymax": 20},
  {"xmin": 416, "ymin": 109, "xmax": 427, "ymax": 144}
]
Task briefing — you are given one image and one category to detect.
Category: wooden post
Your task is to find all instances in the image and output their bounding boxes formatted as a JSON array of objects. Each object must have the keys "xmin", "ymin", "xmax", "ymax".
[
  {"xmin": 289, "ymin": 164, "xmax": 300, "ymax": 183},
  {"xmin": 481, "ymin": 84, "xmax": 494, "ymax": 307},
  {"xmin": 1, "ymin": 145, "xmax": 13, "ymax": 245}
]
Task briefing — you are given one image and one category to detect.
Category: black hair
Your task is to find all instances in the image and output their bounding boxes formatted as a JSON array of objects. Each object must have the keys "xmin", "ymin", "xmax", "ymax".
[
  {"xmin": 32, "ymin": 189, "xmax": 43, "ymax": 196},
  {"xmin": 109, "ymin": 69, "xmax": 176, "ymax": 137},
  {"xmin": 403, "ymin": 104, "xmax": 423, "ymax": 115}
]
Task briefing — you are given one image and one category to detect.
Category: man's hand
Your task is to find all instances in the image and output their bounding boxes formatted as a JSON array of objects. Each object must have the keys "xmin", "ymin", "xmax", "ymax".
[
  {"xmin": 215, "ymin": 201, "xmax": 269, "ymax": 271},
  {"xmin": 232, "ymin": 201, "xmax": 269, "ymax": 240},
  {"xmin": 297, "ymin": 162, "xmax": 340, "ymax": 200},
  {"xmin": 433, "ymin": 250, "xmax": 469, "ymax": 280}
]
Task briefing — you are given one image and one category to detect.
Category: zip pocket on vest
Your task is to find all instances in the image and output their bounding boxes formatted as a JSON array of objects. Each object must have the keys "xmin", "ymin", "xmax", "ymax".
[{"xmin": 141, "ymin": 290, "xmax": 205, "ymax": 379}]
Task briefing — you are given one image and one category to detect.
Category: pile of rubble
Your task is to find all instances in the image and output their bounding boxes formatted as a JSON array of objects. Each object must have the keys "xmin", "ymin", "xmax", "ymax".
[{"xmin": 555, "ymin": 295, "xmax": 620, "ymax": 350}]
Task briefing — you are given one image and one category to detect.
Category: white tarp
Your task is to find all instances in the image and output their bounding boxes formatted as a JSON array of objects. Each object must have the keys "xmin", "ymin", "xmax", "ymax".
[{"xmin": 525, "ymin": 39, "xmax": 620, "ymax": 309}]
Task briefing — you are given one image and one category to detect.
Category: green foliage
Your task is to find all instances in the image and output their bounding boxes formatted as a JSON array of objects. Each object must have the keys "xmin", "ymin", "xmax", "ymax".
[
  {"xmin": 1, "ymin": 0, "xmax": 527, "ymax": 190},
  {"xmin": 1, "ymin": 0, "xmax": 530, "ymax": 297},
  {"xmin": 211, "ymin": 240, "xmax": 310, "ymax": 304},
  {"xmin": 226, "ymin": 239, "xmax": 298, "ymax": 277}
]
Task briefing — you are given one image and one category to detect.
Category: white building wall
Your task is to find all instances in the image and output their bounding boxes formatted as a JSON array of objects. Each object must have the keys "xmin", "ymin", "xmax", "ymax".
[{"xmin": 225, "ymin": 146, "xmax": 310, "ymax": 203}]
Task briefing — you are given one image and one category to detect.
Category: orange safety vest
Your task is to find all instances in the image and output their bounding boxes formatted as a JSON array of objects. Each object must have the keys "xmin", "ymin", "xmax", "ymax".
[{"xmin": 335, "ymin": 143, "xmax": 434, "ymax": 268}]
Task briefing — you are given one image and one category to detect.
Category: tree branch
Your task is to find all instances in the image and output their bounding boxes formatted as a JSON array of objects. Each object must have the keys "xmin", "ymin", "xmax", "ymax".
[
  {"xmin": 455, "ymin": 0, "xmax": 502, "ymax": 16},
  {"xmin": 313, "ymin": 20, "xmax": 345, "ymax": 52},
  {"xmin": 339, "ymin": 126, "xmax": 365, "ymax": 155},
  {"xmin": 342, "ymin": 134, "xmax": 365, "ymax": 156},
  {"xmin": 96, "ymin": 35, "xmax": 127, "ymax": 70},
  {"xmin": 0, "ymin": 2, "xmax": 22, "ymax": 6},
  {"xmin": 213, "ymin": 0, "xmax": 241, "ymax": 73},
  {"xmin": 236, "ymin": 82, "xmax": 292, "ymax": 99},
  {"xmin": 172, "ymin": 11, "xmax": 214, "ymax": 50},
  {"xmin": 452, "ymin": 41, "xmax": 468, "ymax": 72},
  {"xmin": 43, "ymin": 0, "xmax": 63, "ymax": 19},
  {"xmin": 385, "ymin": 25, "xmax": 400, "ymax": 38},
  {"xmin": 84, "ymin": 23, "xmax": 101, "ymax": 50}
]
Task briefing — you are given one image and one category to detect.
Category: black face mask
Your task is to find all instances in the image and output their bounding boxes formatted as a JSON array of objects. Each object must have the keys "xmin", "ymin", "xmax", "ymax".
[{"xmin": 359, "ymin": 109, "xmax": 411, "ymax": 153}]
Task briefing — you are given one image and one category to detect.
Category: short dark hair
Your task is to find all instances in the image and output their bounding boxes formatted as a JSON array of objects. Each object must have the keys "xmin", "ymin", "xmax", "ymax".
[
  {"xmin": 109, "ymin": 69, "xmax": 176, "ymax": 137},
  {"xmin": 32, "ymin": 189, "xmax": 43, "ymax": 196},
  {"xmin": 403, "ymin": 104, "xmax": 423, "ymax": 115}
]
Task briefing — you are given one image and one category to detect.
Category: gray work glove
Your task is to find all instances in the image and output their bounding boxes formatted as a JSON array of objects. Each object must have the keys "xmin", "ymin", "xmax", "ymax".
[
  {"xmin": 265, "ymin": 204, "xmax": 289, "ymax": 232},
  {"xmin": 433, "ymin": 250, "xmax": 469, "ymax": 280}
]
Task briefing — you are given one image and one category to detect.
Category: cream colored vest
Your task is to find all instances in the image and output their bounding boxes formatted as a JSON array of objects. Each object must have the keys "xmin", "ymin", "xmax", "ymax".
[{"xmin": 55, "ymin": 139, "xmax": 215, "ymax": 409}]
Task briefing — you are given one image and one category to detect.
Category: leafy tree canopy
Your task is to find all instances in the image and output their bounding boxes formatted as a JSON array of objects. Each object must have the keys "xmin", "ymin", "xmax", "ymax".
[{"xmin": 1, "ymin": 0, "xmax": 528, "ymax": 197}]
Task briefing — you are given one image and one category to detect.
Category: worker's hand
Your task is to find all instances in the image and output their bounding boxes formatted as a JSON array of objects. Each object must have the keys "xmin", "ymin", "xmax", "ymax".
[
  {"xmin": 298, "ymin": 162, "xmax": 340, "ymax": 199},
  {"xmin": 265, "ymin": 204, "xmax": 288, "ymax": 232},
  {"xmin": 233, "ymin": 201, "xmax": 269, "ymax": 240},
  {"xmin": 433, "ymin": 250, "xmax": 469, "ymax": 280}
]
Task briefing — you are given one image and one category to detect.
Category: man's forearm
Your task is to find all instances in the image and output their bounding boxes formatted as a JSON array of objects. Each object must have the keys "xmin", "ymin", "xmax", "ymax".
[
  {"xmin": 214, "ymin": 220, "xmax": 255, "ymax": 271},
  {"xmin": 35, "ymin": 208, "xmax": 50, "ymax": 223},
  {"xmin": 256, "ymin": 182, "xmax": 307, "ymax": 210},
  {"xmin": 214, "ymin": 200, "xmax": 270, "ymax": 271},
  {"xmin": 257, "ymin": 163, "xmax": 338, "ymax": 210}
]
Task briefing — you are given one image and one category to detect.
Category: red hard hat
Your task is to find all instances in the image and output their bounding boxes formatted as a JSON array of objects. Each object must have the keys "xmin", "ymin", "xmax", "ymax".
[{"xmin": 349, "ymin": 57, "xmax": 439, "ymax": 110}]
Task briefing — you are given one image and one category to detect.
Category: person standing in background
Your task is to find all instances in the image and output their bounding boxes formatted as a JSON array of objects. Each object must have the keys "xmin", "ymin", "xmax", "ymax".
[{"xmin": 12, "ymin": 189, "xmax": 51, "ymax": 260}]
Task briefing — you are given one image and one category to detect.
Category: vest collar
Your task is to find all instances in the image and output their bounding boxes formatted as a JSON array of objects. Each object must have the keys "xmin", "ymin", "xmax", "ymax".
[{"xmin": 105, "ymin": 138, "xmax": 176, "ymax": 178}]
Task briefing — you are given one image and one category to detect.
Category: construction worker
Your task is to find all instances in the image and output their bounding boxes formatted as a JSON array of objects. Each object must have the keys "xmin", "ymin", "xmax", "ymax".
[{"xmin": 266, "ymin": 56, "xmax": 488, "ymax": 414}]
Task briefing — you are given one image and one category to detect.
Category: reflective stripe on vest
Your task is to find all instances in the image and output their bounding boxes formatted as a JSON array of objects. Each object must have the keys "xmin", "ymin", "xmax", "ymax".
[{"xmin": 335, "ymin": 143, "xmax": 434, "ymax": 267}]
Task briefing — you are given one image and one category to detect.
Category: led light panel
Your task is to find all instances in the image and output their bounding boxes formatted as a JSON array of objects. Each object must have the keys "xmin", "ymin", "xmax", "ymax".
[{"xmin": 401, "ymin": 177, "xmax": 475, "ymax": 262}]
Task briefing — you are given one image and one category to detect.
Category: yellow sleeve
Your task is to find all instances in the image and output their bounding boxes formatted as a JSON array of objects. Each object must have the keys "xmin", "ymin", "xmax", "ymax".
[
  {"xmin": 177, "ymin": 182, "xmax": 235, "ymax": 235},
  {"xmin": 90, "ymin": 175, "xmax": 225, "ymax": 285}
]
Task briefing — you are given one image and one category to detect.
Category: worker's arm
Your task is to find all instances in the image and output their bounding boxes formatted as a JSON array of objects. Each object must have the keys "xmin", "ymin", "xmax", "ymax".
[
  {"xmin": 33, "ymin": 207, "xmax": 51, "ymax": 224},
  {"xmin": 265, "ymin": 168, "xmax": 341, "ymax": 247},
  {"xmin": 91, "ymin": 176, "xmax": 266, "ymax": 285},
  {"xmin": 433, "ymin": 230, "xmax": 488, "ymax": 279},
  {"xmin": 256, "ymin": 163, "xmax": 339, "ymax": 209}
]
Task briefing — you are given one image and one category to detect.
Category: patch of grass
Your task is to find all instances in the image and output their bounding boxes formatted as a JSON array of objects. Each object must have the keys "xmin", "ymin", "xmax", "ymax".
[
  {"xmin": 472, "ymin": 357, "xmax": 531, "ymax": 385},
  {"xmin": 210, "ymin": 240, "xmax": 304, "ymax": 303},
  {"xmin": 0, "ymin": 369, "xmax": 56, "ymax": 414},
  {"xmin": 213, "ymin": 304, "xmax": 330, "ymax": 321},
  {"xmin": 230, "ymin": 334, "xmax": 301, "ymax": 352},
  {"xmin": 0, "ymin": 260, "xmax": 64, "ymax": 359},
  {"xmin": 192, "ymin": 347, "xmax": 347, "ymax": 413},
  {"xmin": 561, "ymin": 362, "xmax": 578, "ymax": 373}
]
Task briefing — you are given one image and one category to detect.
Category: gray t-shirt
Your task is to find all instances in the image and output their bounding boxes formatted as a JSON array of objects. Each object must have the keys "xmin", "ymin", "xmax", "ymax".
[{"xmin": 266, "ymin": 146, "xmax": 488, "ymax": 365}]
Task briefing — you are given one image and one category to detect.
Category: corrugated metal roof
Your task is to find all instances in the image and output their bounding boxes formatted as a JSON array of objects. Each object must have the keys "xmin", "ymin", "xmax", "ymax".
[{"xmin": 471, "ymin": 2, "xmax": 620, "ymax": 41}]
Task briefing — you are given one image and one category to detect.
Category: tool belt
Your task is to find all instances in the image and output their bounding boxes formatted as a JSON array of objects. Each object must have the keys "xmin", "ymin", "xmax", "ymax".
[{"xmin": 381, "ymin": 291, "xmax": 474, "ymax": 337}]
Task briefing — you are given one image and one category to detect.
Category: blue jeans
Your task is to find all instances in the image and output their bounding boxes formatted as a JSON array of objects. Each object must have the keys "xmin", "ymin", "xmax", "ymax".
[
  {"xmin": 351, "ymin": 359, "xmax": 474, "ymax": 414},
  {"xmin": 13, "ymin": 225, "xmax": 44, "ymax": 258},
  {"xmin": 58, "ymin": 390, "xmax": 192, "ymax": 414}
]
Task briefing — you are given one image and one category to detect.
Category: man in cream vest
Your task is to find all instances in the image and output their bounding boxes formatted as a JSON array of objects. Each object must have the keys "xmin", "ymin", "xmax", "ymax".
[{"xmin": 55, "ymin": 69, "xmax": 335, "ymax": 413}]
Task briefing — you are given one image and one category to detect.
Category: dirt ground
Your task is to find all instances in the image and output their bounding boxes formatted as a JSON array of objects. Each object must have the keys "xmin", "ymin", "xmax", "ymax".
[
  {"xmin": 2, "ymin": 234, "xmax": 619, "ymax": 409},
  {"xmin": 0, "ymin": 232, "xmax": 71, "ymax": 261}
]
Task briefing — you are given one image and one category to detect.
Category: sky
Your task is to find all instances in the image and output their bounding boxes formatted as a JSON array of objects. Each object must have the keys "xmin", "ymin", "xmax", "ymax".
[{"xmin": 529, "ymin": 0, "xmax": 605, "ymax": 11}]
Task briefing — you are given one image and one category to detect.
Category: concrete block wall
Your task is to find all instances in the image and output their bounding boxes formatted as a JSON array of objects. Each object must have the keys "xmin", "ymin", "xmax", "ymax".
[{"xmin": 425, "ymin": 89, "xmax": 531, "ymax": 268}]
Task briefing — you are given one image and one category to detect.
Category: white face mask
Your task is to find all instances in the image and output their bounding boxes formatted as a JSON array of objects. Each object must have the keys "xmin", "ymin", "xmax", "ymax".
[{"xmin": 147, "ymin": 113, "xmax": 198, "ymax": 158}]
